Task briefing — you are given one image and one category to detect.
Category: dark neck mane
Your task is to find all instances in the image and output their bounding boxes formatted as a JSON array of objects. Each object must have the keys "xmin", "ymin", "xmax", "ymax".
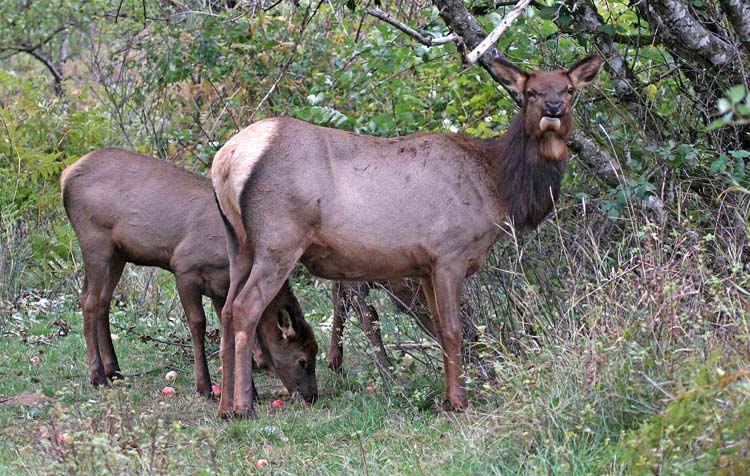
[{"xmin": 486, "ymin": 114, "xmax": 567, "ymax": 233}]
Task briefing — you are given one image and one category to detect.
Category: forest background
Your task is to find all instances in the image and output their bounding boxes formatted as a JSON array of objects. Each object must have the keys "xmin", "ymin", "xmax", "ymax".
[{"xmin": 1, "ymin": 0, "xmax": 749, "ymax": 474}]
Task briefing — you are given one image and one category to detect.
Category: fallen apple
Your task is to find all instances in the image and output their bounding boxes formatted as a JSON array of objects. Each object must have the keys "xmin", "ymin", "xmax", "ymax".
[
  {"xmin": 366, "ymin": 384, "xmax": 376, "ymax": 394},
  {"xmin": 56, "ymin": 433, "xmax": 71, "ymax": 445},
  {"xmin": 161, "ymin": 386, "xmax": 176, "ymax": 397},
  {"xmin": 256, "ymin": 459, "xmax": 269, "ymax": 469},
  {"xmin": 165, "ymin": 370, "xmax": 178, "ymax": 381},
  {"xmin": 110, "ymin": 333, "xmax": 120, "ymax": 341},
  {"xmin": 30, "ymin": 356, "xmax": 41, "ymax": 364},
  {"xmin": 212, "ymin": 385, "xmax": 221, "ymax": 397},
  {"xmin": 271, "ymin": 399, "xmax": 284, "ymax": 408}
]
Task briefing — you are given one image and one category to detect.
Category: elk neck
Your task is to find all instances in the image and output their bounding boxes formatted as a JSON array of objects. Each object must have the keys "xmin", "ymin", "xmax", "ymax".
[{"xmin": 482, "ymin": 113, "xmax": 568, "ymax": 233}]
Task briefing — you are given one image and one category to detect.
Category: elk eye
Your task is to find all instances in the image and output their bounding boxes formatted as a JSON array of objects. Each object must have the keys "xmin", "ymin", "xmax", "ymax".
[
  {"xmin": 526, "ymin": 90, "xmax": 537, "ymax": 98},
  {"xmin": 567, "ymin": 87, "xmax": 575, "ymax": 94},
  {"xmin": 298, "ymin": 358, "xmax": 307, "ymax": 369}
]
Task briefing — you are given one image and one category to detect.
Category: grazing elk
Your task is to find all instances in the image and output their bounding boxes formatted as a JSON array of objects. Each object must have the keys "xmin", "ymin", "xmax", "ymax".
[
  {"xmin": 212, "ymin": 55, "xmax": 602, "ymax": 417},
  {"xmin": 327, "ymin": 279, "xmax": 436, "ymax": 372},
  {"xmin": 60, "ymin": 149, "xmax": 318, "ymax": 400}
]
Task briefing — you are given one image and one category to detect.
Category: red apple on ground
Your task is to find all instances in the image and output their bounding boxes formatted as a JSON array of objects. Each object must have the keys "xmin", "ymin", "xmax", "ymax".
[{"xmin": 161, "ymin": 386, "xmax": 176, "ymax": 397}]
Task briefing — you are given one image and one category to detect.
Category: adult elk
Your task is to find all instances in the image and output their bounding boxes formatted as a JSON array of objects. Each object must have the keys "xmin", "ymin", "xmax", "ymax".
[
  {"xmin": 61, "ymin": 149, "xmax": 318, "ymax": 400},
  {"xmin": 212, "ymin": 55, "xmax": 602, "ymax": 417}
]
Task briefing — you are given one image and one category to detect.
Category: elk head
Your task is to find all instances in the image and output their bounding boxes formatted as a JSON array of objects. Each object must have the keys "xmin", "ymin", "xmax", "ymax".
[
  {"xmin": 492, "ymin": 55, "xmax": 602, "ymax": 160},
  {"xmin": 256, "ymin": 304, "xmax": 319, "ymax": 403}
]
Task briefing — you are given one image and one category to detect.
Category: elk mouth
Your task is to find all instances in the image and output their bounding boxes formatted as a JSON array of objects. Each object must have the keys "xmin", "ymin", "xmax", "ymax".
[{"xmin": 539, "ymin": 116, "xmax": 562, "ymax": 132}]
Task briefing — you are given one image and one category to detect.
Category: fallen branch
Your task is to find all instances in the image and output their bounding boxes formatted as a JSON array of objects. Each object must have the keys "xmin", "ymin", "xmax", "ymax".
[
  {"xmin": 364, "ymin": 7, "xmax": 462, "ymax": 46},
  {"xmin": 465, "ymin": 0, "xmax": 533, "ymax": 64}
]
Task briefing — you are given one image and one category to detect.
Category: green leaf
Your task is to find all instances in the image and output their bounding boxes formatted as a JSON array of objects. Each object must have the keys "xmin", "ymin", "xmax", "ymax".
[
  {"xmin": 729, "ymin": 150, "xmax": 750, "ymax": 159},
  {"xmin": 597, "ymin": 24, "xmax": 615, "ymax": 36},
  {"xmin": 539, "ymin": 5, "xmax": 560, "ymax": 20},
  {"xmin": 727, "ymin": 84, "xmax": 748, "ymax": 104},
  {"xmin": 717, "ymin": 98, "xmax": 732, "ymax": 114}
]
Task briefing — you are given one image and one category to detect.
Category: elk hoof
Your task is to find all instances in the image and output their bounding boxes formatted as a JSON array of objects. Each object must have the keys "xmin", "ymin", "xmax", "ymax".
[
  {"xmin": 90, "ymin": 372, "xmax": 109, "ymax": 387},
  {"xmin": 231, "ymin": 407, "xmax": 257, "ymax": 420},
  {"xmin": 327, "ymin": 352, "xmax": 343, "ymax": 373},
  {"xmin": 197, "ymin": 388, "xmax": 215, "ymax": 400},
  {"xmin": 436, "ymin": 398, "xmax": 468, "ymax": 413},
  {"xmin": 108, "ymin": 371, "xmax": 125, "ymax": 381}
]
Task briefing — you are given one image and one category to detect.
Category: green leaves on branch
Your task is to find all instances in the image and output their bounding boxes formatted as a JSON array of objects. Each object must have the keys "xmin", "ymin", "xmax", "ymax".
[{"xmin": 709, "ymin": 84, "xmax": 750, "ymax": 130}]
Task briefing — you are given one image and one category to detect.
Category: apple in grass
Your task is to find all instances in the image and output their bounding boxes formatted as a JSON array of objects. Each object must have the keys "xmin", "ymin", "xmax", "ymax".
[
  {"xmin": 165, "ymin": 370, "xmax": 178, "ymax": 381},
  {"xmin": 256, "ymin": 459, "xmax": 269, "ymax": 469},
  {"xmin": 271, "ymin": 399, "xmax": 284, "ymax": 408},
  {"xmin": 161, "ymin": 386, "xmax": 176, "ymax": 397}
]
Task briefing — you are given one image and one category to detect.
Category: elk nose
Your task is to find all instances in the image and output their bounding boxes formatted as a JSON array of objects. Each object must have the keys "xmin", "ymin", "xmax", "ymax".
[{"xmin": 544, "ymin": 100, "xmax": 564, "ymax": 117}]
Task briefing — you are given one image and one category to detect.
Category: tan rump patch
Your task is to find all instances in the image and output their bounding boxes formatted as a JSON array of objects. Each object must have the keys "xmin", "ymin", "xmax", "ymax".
[
  {"xmin": 59, "ymin": 152, "xmax": 91, "ymax": 194},
  {"xmin": 211, "ymin": 119, "xmax": 279, "ymax": 240}
]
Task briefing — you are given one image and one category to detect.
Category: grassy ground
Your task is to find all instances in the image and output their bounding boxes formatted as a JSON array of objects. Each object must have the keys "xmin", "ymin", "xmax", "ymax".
[
  {"xmin": 2, "ymin": 207, "xmax": 750, "ymax": 475},
  {"xmin": 0, "ymin": 284, "xmax": 604, "ymax": 476}
]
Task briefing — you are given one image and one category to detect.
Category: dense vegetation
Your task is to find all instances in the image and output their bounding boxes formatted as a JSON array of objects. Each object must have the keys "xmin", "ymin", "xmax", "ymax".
[{"xmin": 1, "ymin": 0, "xmax": 748, "ymax": 474}]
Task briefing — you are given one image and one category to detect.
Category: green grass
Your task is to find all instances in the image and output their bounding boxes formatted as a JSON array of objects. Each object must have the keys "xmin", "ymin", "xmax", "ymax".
[
  {"xmin": 0, "ymin": 288, "xmax": 631, "ymax": 476},
  {"xmin": 2, "ymin": 224, "xmax": 750, "ymax": 475}
]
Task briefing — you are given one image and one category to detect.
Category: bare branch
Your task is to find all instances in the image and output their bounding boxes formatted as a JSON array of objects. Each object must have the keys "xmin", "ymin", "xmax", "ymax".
[
  {"xmin": 465, "ymin": 0, "xmax": 533, "ymax": 64},
  {"xmin": 568, "ymin": 130, "xmax": 621, "ymax": 187},
  {"xmin": 470, "ymin": 0, "xmax": 544, "ymax": 15},
  {"xmin": 364, "ymin": 7, "xmax": 462, "ymax": 46}
]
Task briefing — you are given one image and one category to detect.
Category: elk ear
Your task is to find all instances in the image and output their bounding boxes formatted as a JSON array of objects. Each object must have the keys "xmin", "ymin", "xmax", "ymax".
[
  {"xmin": 277, "ymin": 309, "xmax": 296, "ymax": 340},
  {"xmin": 568, "ymin": 55, "xmax": 602, "ymax": 89},
  {"xmin": 491, "ymin": 57, "xmax": 528, "ymax": 96}
]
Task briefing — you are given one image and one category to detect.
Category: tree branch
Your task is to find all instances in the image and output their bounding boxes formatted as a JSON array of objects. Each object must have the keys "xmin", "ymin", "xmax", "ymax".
[
  {"xmin": 469, "ymin": 0, "xmax": 544, "ymax": 15},
  {"xmin": 465, "ymin": 0, "xmax": 533, "ymax": 64},
  {"xmin": 719, "ymin": 0, "xmax": 750, "ymax": 55},
  {"xmin": 364, "ymin": 7, "xmax": 462, "ymax": 46},
  {"xmin": 562, "ymin": 0, "xmax": 666, "ymax": 139},
  {"xmin": 636, "ymin": 0, "xmax": 736, "ymax": 68}
]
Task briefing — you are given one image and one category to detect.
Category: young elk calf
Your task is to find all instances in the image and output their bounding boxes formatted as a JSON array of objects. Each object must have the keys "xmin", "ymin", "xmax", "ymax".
[
  {"xmin": 61, "ymin": 149, "xmax": 318, "ymax": 400},
  {"xmin": 212, "ymin": 55, "xmax": 602, "ymax": 417}
]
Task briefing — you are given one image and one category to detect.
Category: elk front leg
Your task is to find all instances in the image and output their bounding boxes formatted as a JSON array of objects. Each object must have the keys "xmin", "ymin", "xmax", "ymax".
[
  {"xmin": 176, "ymin": 277, "xmax": 212, "ymax": 397},
  {"xmin": 327, "ymin": 281, "xmax": 348, "ymax": 372},
  {"xmin": 422, "ymin": 268, "xmax": 467, "ymax": 411}
]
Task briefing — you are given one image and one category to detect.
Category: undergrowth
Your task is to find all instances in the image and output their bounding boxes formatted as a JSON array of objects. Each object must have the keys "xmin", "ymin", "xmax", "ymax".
[{"xmin": 1, "ymin": 183, "xmax": 748, "ymax": 474}]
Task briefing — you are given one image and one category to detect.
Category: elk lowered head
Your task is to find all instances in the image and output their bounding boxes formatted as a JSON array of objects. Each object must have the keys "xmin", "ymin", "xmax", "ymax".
[
  {"xmin": 492, "ymin": 55, "xmax": 603, "ymax": 160},
  {"xmin": 256, "ymin": 300, "xmax": 319, "ymax": 403}
]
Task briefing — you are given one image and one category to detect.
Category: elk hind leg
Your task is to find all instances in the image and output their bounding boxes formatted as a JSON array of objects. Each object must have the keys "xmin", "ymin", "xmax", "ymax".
[
  {"xmin": 79, "ymin": 247, "xmax": 117, "ymax": 387},
  {"xmin": 97, "ymin": 256, "xmax": 125, "ymax": 381},
  {"xmin": 230, "ymin": 256, "xmax": 298, "ymax": 418}
]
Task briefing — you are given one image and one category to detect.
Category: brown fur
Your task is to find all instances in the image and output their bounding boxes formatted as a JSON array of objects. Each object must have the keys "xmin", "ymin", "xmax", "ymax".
[
  {"xmin": 61, "ymin": 149, "xmax": 318, "ymax": 399},
  {"xmin": 212, "ymin": 56, "xmax": 601, "ymax": 416}
]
